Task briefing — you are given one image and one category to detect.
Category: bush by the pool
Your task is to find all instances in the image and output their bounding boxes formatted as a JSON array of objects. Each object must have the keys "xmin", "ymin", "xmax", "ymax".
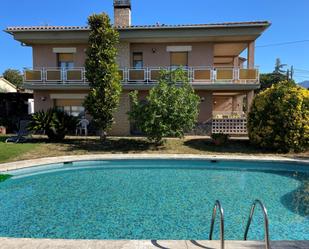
[{"xmin": 248, "ymin": 80, "xmax": 309, "ymax": 152}]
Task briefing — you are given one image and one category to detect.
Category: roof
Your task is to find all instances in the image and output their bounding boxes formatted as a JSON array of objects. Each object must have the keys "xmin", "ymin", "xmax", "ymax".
[
  {"xmin": 0, "ymin": 77, "xmax": 17, "ymax": 92},
  {"xmin": 5, "ymin": 21, "xmax": 270, "ymax": 33}
]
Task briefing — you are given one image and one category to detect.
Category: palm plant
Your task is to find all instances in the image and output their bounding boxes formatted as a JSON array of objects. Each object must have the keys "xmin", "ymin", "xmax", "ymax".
[{"xmin": 28, "ymin": 108, "xmax": 78, "ymax": 141}]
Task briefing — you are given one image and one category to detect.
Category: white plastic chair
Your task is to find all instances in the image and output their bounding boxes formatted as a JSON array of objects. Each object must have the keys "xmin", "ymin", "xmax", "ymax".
[{"xmin": 76, "ymin": 118, "xmax": 89, "ymax": 136}]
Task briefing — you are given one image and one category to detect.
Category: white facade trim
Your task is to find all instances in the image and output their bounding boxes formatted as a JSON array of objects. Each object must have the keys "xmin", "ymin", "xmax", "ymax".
[
  {"xmin": 50, "ymin": 94, "xmax": 87, "ymax": 99},
  {"xmin": 52, "ymin": 48, "xmax": 77, "ymax": 53},
  {"xmin": 166, "ymin": 46, "xmax": 192, "ymax": 52}
]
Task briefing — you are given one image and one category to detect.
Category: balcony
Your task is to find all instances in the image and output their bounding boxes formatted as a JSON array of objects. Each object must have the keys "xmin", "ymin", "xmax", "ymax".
[
  {"xmin": 23, "ymin": 67, "xmax": 260, "ymax": 91},
  {"xmin": 24, "ymin": 67, "xmax": 87, "ymax": 84},
  {"xmin": 24, "ymin": 67, "xmax": 259, "ymax": 83}
]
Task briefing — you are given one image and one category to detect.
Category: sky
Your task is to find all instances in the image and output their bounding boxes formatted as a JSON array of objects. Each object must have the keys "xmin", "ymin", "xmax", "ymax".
[{"xmin": 1, "ymin": 0, "xmax": 309, "ymax": 83}]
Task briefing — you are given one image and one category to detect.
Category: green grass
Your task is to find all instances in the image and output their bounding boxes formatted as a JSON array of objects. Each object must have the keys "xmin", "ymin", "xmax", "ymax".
[
  {"xmin": 0, "ymin": 135, "xmax": 307, "ymax": 164},
  {"xmin": 0, "ymin": 136, "xmax": 39, "ymax": 163},
  {"xmin": 0, "ymin": 174, "xmax": 12, "ymax": 182}
]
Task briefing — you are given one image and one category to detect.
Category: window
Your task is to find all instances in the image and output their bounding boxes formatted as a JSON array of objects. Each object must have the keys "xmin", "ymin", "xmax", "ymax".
[
  {"xmin": 170, "ymin": 52, "xmax": 188, "ymax": 67},
  {"xmin": 55, "ymin": 99, "xmax": 85, "ymax": 117},
  {"xmin": 57, "ymin": 53, "xmax": 74, "ymax": 68},
  {"xmin": 133, "ymin": 52, "xmax": 143, "ymax": 68},
  {"xmin": 57, "ymin": 106, "xmax": 85, "ymax": 117}
]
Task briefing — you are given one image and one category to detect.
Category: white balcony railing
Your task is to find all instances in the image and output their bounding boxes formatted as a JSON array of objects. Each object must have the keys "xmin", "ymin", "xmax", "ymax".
[
  {"xmin": 24, "ymin": 67, "xmax": 87, "ymax": 84},
  {"xmin": 23, "ymin": 67, "xmax": 260, "ymax": 84}
]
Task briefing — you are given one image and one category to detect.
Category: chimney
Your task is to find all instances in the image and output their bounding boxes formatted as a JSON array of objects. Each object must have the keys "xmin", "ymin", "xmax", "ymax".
[{"xmin": 114, "ymin": 0, "xmax": 131, "ymax": 27}]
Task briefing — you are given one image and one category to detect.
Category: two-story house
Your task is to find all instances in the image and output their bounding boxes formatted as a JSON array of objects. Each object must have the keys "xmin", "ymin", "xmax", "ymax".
[{"xmin": 6, "ymin": 0, "xmax": 270, "ymax": 136}]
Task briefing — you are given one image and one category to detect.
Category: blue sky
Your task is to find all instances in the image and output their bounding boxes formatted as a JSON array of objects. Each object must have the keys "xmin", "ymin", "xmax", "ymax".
[{"xmin": 1, "ymin": 0, "xmax": 309, "ymax": 82}]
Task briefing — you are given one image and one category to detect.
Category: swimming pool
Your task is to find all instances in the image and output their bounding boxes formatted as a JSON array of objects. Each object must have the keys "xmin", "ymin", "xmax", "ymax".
[{"xmin": 0, "ymin": 159, "xmax": 308, "ymax": 240}]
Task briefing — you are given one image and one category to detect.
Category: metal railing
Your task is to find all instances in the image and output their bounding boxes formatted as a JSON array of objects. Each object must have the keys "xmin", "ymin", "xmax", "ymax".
[
  {"xmin": 244, "ymin": 199, "xmax": 270, "ymax": 249},
  {"xmin": 23, "ymin": 67, "xmax": 260, "ymax": 84},
  {"xmin": 209, "ymin": 200, "xmax": 225, "ymax": 249},
  {"xmin": 24, "ymin": 67, "xmax": 87, "ymax": 84}
]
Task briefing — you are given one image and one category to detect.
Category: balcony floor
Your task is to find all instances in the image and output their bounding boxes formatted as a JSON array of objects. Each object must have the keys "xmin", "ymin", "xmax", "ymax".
[{"xmin": 24, "ymin": 82, "xmax": 260, "ymax": 91}]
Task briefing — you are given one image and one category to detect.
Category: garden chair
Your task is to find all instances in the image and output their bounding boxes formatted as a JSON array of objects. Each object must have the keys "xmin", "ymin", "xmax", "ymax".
[
  {"xmin": 76, "ymin": 118, "xmax": 89, "ymax": 136},
  {"xmin": 5, "ymin": 120, "xmax": 31, "ymax": 143}
]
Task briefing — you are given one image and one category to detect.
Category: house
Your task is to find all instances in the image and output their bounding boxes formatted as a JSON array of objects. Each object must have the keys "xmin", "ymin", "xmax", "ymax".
[
  {"xmin": 5, "ymin": 0, "xmax": 270, "ymax": 136},
  {"xmin": 0, "ymin": 77, "xmax": 17, "ymax": 93}
]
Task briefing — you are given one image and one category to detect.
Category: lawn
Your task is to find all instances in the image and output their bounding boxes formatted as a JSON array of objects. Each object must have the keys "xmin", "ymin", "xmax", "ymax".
[
  {"xmin": 0, "ymin": 136, "xmax": 39, "ymax": 163},
  {"xmin": 0, "ymin": 135, "xmax": 308, "ymax": 164}
]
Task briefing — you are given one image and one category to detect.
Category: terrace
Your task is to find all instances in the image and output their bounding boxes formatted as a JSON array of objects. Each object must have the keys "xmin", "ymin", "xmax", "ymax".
[{"xmin": 23, "ymin": 66, "xmax": 259, "ymax": 86}]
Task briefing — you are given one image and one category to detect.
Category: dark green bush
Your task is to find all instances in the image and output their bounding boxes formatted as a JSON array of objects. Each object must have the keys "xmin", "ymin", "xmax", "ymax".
[
  {"xmin": 248, "ymin": 81, "xmax": 309, "ymax": 152},
  {"xmin": 28, "ymin": 108, "xmax": 78, "ymax": 141}
]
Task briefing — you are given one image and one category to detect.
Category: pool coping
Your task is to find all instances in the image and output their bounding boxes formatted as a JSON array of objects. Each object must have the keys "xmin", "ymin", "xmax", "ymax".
[
  {"xmin": 0, "ymin": 238, "xmax": 308, "ymax": 249},
  {"xmin": 0, "ymin": 154, "xmax": 308, "ymax": 173}
]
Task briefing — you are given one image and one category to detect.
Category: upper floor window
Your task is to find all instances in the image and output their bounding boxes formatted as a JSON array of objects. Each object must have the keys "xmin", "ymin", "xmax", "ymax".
[
  {"xmin": 57, "ymin": 53, "xmax": 74, "ymax": 69},
  {"xmin": 133, "ymin": 52, "xmax": 143, "ymax": 68},
  {"xmin": 170, "ymin": 52, "xmax": 188, "ymax": 68}
]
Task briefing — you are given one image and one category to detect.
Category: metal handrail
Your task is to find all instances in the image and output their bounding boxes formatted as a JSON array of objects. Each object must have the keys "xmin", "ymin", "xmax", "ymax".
[
  {"xmin": 209, "ymin": 200, "xmax": 225, "ymax": 249},
  {"xmin": 244, "ymin": 199, "xmax": 270, "ymax": 249}
]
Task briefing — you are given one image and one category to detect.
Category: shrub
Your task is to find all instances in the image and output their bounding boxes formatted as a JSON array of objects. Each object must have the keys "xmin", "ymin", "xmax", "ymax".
[
  {"xmin": 28, "ymin": 108, "xmax": 78, "ymax": 141},
  {"xmin": 211, "ymin": 133, "xmax": 229, "ymax": 146},
  {"xmin": 248, "ymin": 81, "xmax": 309, "ymax": 152},
  {"xmin": 129, "ymin": 68, "xmax": 200, "ymax": 145}
]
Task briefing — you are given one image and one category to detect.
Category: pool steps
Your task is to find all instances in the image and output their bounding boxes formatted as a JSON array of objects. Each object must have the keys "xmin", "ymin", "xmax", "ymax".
[
  {"xmin": 209, "ymin": 200, "xmax": 225, "ymax": 249},
  {"xmin": 244, "ymin": 200, "xmax": 270, "ymax": 249},
  {"xmin": 209, "ymin": 199, "xmax": 270, "ymax": 249}
]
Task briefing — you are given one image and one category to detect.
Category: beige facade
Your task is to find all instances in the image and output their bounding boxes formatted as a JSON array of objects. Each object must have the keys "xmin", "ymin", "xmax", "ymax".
[
  {"xmin": 116, "ymin": 42, "xmax": 130, "ymax": 68},
  {"xmin": 33, "ymin": 44, "xmax": 87, "ymax": 68},
  {"xmin": 25, "ymin": 40, "xmax": 259, "ymax": 136},
  {"xmin": 110, "ymin": 91, "xmax": 131, "ymax": 136},
  {"xmin": 130, "ymin": 42, "xmax": 214, "ymax": 67}
]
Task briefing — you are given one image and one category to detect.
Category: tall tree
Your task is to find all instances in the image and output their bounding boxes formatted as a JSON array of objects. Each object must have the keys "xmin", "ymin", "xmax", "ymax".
[
  {"xmin": 83, "ymin": 13, "xmax": 122, "ymax": 140},
  {"xmin": 2, "ymin": 69, "xmax": 23, "ymax": 89},
  {"xmin": 273, "ymin": 58, "xmax": 287, "ymax": 74}
]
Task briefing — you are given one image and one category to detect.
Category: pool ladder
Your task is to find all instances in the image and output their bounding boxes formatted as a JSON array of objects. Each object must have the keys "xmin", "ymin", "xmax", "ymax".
[{"xmin": 209, "ymin": 199, "xmax": 270, "ymax": 249}]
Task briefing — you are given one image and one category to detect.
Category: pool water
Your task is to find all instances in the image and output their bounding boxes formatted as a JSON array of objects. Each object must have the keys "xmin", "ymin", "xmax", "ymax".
[{"xmin": 0, "ymin": 159, "xmax": 308, "ymax": 240}]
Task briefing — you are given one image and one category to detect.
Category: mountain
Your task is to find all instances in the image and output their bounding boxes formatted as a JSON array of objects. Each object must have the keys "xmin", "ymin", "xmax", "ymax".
[{"xmin": 299, "ymin": 81, "xmax": 309, "ymax": 89}]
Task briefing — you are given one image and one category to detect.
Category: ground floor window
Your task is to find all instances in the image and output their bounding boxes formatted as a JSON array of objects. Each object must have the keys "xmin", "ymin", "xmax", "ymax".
[
  {"xmin": 54, "ymin": 99, "xmax": 85, "ymax": 117},
  {"xmin": 57, "ymin": 106, "xmax": 85, "ymax": 117}
]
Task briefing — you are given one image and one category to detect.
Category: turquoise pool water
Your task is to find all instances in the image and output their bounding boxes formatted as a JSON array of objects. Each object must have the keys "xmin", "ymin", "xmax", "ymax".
[{"xmin": 0, "ymin": 159, "xmax": 308, "ymax": 240}]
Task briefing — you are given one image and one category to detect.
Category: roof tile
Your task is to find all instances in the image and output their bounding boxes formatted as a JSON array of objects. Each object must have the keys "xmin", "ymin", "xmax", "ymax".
[{"xmin": 6, "ymin": 21, "xmax": 270, "ymax": 32}]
